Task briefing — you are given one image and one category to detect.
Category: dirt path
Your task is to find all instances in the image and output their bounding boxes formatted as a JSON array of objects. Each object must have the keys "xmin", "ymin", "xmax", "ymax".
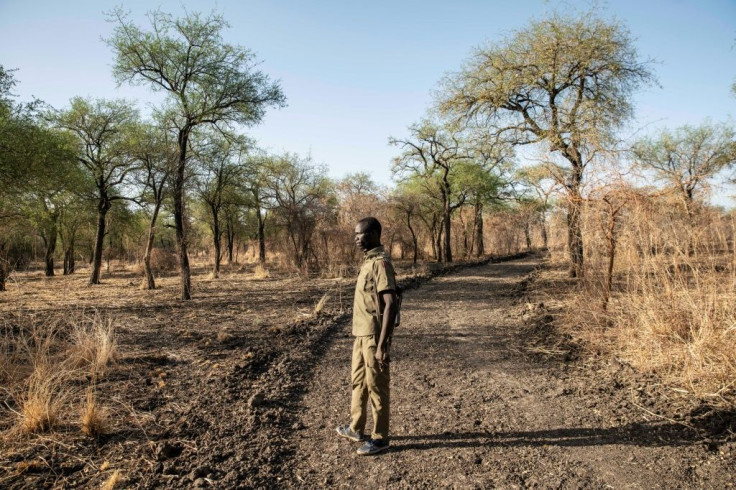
[{"xmin": 286, "ymin": 255, "xmax": 735, "ymax": 489}]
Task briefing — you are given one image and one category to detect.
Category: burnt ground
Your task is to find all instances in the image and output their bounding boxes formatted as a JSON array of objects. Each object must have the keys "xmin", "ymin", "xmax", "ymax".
[{"xmin": 2, "ymin": 253, "xmax": 735, "ymax": 488}]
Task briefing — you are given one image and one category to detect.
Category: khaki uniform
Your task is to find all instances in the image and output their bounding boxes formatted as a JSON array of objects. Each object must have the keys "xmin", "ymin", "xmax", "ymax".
[{"xmin": 350, "ymin": 246, "xmax": 396, "ymax": 441}]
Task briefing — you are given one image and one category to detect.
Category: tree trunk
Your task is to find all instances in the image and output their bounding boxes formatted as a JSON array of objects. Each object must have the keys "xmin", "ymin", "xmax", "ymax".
[
  {"xmin": 63, "ymin": 241, "xmax": 75, "ymax": 275},
  {"xmin": 0, "ymin": 241, "xmax": 8, "ymax": 292},
  {"xmin": 226, "ymin": 220, "xmax": 235, "ymax": 265},
  {"xmin": 406, "ymin": 211, "xmax": 418, "ymax": 265},
  {"xmin": 540, "ymin": 211, "xmax": 548, "ymax": 250},
  {"xmin": 141, "ymin": 201, "xmax": 161, "ymax": 290},
  {"xmin": 567, "ymin": 197, "xmax": 584, "ymax": 278},
  {"xmin": 257, "ymin": 210, "xmax": 266, "ymax": 264},
  {"xmin": 212, "ymin": 211, "xmax": 221, "ymax": 279},
  {"xmin": 435, "ymin": 224, "xmax": 443, "ymax": 263},
  {"xmin": 89, "ymin": 201, "xmax": 110, "ymax": 285},
  {"xmin": 474, "ymin": 202, "xmax": 484, "ymax": 257},
  {"xmin": 524, "ymin": 222, "xmax": 532, "ymax": 251},
  {"xmin": 442, "ymin": 186, "xmax": 453, "ymax": 263},
  {"xmin": 44, "ymin": 224, "xmax": 58, "ymax": 277},
  {"xmin": 175, "ymin": 128, "xmax": 192, "ymax": 300}
]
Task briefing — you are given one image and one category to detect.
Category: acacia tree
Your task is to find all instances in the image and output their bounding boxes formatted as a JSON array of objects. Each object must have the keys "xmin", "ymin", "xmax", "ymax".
[
  {"xmin": 264, "ymin": 153, "xmax": 335, "ymax": 269},
  {"xmin": 130, "ymin": 122, "xmax": 174, "ymax": 289},
  {"xmin": 391, "ymin": 120, "xmax": 470, "ymax": 263},
  {"xmin": 633, "ymin": 122, "xmax": 736, "ymax": 243},
  {"xmin": 440, "ymin": 11, "xmax": 654, "ymax": 277},
  {"xmin": 243, "ymin": 153, "xmax": 274, "ymax": 265},
  {"xmin": 54, "ymin": 97, "xmax": 139, "ymax": 285},
  {"xmin": 193, "ymin": 133, "xmax": 248, "ymax": 278},
  {"xmin": 107, "ymin": 8, "xmax": 285, "ymax": 299},
  {"xmin": 390, "ymin": 183, "xmax": 425, "ymax": 264},
  {"xmin": 516, "ymin": 164, "xmax": 563, "ymax": 249}
]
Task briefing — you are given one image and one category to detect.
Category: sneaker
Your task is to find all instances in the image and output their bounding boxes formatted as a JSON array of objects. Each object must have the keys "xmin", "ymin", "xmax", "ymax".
[
  {"xmin": 336, "ymin": 425, "xmax": 364, "ymax": 442},
  {"xmin": 356, "ymin": 438, "xmax": 389, "ymax": 455}
]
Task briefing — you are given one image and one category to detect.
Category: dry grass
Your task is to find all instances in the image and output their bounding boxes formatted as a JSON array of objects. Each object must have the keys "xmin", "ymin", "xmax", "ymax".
[
  {"xmin": 69, "ymin": 313, "xmax": 117, "ymax": 375},
  {"xmin": 18, "ymin": 364, "xmax": 69, "ymax": 433},
  {"xmin": 1, "ymin": 311, "xmax": 119, "ymax": 436},
  {"xmin": 313, "ymin": 293, "xmax": 330, "ymax": 316},
  {"xmin": 547, "ymin": 198, "xmax": 736, "ymax": 408},
  {"xmin": 101, "ymin": 470, "xmax": 123, "ymax": 490},
  {"xmin": 253, "ymin": 264, "xmax": 270, "ymax": 279},
  {"xmin": 80, "ymin": 387, "xmax": 109, "ymax": 437}
]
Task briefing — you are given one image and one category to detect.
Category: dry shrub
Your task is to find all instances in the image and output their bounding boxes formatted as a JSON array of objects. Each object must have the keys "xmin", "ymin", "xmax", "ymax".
[
  {"xmin": 80, "ymin": 387, "xmax": 109, "ymax": 437},
  {"xmin": 69, "ymin": 314, "xmax": 117, "ymax": 375},
  {"xmin": 555, "ymin": 194, "xmax": 736, "ymax": 407},
  {"xmin": 102, "ymin": 470, "xmax": 124, "ymax": 490},
  {"xmin": 134, "ymin": 248, "xmax": 177, "ymax": 275},
  {"xmin": 253, "ymin": 264, "xmax": 270, "ymax": 279}
]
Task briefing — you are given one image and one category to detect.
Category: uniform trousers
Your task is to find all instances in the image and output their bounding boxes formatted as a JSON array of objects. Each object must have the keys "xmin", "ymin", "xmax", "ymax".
[{"xmin": 349, "ymin": 334, "xmax": 390, "ymax": 440}]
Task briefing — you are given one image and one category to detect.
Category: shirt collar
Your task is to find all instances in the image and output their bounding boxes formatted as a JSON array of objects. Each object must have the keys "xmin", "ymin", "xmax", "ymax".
[{"xmin": 363, "ymin": 246, "xmax": 384, "ymax": 261}]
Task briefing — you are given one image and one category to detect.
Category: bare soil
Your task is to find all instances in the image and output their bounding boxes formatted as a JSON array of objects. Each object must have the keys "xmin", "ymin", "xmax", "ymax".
[{"xmin": 1, "ymin": 254, "xmax": 735, "ymax": 488}]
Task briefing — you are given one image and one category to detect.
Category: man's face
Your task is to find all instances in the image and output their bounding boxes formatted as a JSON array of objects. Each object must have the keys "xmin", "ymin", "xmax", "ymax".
[{"xmin": 354, "ymin": 223, "xmax": 376, "ymax": 252}]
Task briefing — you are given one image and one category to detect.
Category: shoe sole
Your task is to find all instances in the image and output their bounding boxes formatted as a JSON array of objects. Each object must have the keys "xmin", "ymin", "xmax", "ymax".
[
  {"xmin": 357, "ymin": 444, "xmax": 389, "ymax": 456},
  {"xmin": 336, "ymin": 427, "xmax": 364, "ymax": 442}
]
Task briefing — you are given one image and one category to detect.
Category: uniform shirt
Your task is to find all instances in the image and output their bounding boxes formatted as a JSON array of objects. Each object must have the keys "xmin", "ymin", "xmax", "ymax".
[{"xmin": 352, "ymin": 246, "xmax": 397, "ymax": 336}]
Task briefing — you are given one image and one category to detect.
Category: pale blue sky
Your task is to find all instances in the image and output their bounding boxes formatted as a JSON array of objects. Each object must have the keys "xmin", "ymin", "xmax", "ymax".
[{"xmin": 1, "ymin": 0, "xmax": 735, "ymax": 199}]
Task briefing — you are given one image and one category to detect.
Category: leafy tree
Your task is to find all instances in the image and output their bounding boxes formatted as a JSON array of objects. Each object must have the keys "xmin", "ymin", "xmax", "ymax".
[
  {"xmin": 633, "ymin": 122, "xmax": 736, "ymax": 253},
  {"xmin": 391, "ymin": 120, "xmax": 470, "ymax": 263},
  {"xmin": 516, "ymin": 164, "xmax": 563, "ymax": 249},
  {"xmin": 390, "ymin": 183, "xmax": 425, "ymax": 264},
  {"xmin": 264, "ymin": 153, "xmax": 335, "ymax": 269},
  {"xmin": 192, "ymin": 132, "xmax": 249, "ymax": 278},
  {"xmin": 130, "ymin": 122, "xmax": 175, "ymax": 289},
  {"xmin": 633, "ymin": 122, "xmax": 736, "ymax": 215},
  {"xmin": 243, "ymin": 152, "xmax": 275, "ymax": 265},
  {"xmin": 107, "ymin": 8, "xmax": 285, "ymax": 299},
  {"xmin": 439, "ymin": 11, "xmax": 654, "ymax": 277},
  {"xmin": 53, "ymin": 97, "xmax": 139, "ymax": 285}
]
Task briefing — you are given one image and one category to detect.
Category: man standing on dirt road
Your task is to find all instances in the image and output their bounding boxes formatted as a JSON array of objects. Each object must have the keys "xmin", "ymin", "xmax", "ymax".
[{"xmin": 336, "ymin": 217, "xmax": 398, "ymax": 455}]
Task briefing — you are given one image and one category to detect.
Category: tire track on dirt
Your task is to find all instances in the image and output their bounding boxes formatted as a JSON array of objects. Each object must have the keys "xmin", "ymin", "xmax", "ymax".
[{"xmin": 284, "ymin": 255, "xmax": 734, "ymax": 489}]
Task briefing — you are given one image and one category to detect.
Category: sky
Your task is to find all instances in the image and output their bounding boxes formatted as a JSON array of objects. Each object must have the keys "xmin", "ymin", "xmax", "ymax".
[{"xmin": 1, "ymin": 0, "xmax": 735, "ymax": 200}]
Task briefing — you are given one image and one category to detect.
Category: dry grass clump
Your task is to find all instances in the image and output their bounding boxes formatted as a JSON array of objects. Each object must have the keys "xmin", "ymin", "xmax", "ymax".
[
  {"xmin": 253, "ymin": 264, "xmax": 270, "ymax": 279},
  {"xmin": 18, "ymin": 364, "xmax": 70, "ymax": 433},
  {"xmin": 313, "ymin": 293, "xmax": 330, "ymax": 316},
  {"xmin": 69, "ymin": 313, "xmax": 117, "ymax": 374},
  {"xmin": 80, "ymin": 387, "xmax": 110, "ymax": 437},
  {"xmin": 2, "ymin": 310, "xmax": 119, "ymax": 436},
  {"xmin": 101, "ymin": 470, "xmax": 124, "ymax": 490}
]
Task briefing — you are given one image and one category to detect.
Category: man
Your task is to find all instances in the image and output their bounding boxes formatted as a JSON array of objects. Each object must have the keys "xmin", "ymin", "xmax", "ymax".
[{"xmin": 336, "ymin": 217, "xmax": 398, "ymax": 455}]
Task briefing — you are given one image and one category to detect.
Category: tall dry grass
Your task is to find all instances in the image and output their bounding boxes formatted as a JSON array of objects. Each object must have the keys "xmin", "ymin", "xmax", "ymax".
[
  {"xmin": 2, "ymin": 311, "xmax": 118, "ymax": 435},
  {"xmin": 554, "ymin": 193, "xmax": 736, "ymax": 406}
]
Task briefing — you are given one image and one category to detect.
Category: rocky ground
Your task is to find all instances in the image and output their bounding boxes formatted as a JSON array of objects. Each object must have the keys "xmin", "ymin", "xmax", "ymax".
[{"xmin": 1, "ymin": 253, "xmax": 734, "ymax": 488}]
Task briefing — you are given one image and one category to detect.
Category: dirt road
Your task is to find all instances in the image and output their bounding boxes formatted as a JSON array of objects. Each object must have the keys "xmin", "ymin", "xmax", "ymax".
[
  {"xmin": 286, "ymin": 255, "xmax": 735, "ymax": 489},
  {"xmin": 4, "ymin": 255, "xmax": 734, "ymax": 488}
]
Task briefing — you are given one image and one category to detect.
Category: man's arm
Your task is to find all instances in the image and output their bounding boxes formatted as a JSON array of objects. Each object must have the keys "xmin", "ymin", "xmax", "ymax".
[{"xmin": 375, "ymin": 290, "xmax": 397, "ymax": 367}]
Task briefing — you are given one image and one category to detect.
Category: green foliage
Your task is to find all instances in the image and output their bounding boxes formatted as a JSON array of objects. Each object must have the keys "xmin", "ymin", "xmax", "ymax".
[
  {"xmin": 633, "ymin": 121, "xmax": 736, "ymax": 201},
  {"xmin": 106, "ymin": 8, "xmax": 285, "ymax": 130},
  {"xmin": 439, "ymin": 10, "xmax": 655, "ymax": 170}
]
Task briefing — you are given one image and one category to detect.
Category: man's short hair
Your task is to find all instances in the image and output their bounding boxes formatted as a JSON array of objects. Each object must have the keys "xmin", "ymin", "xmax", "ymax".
[{"xmin": 357, "ymin": 217, "xmax": 382, "ymax": 237}]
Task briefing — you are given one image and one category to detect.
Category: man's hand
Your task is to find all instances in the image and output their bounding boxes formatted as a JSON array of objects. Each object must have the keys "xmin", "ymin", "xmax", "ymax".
[{"xmin": 375, "ymin": 344, "xmax": 390, "ymax": 369}]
